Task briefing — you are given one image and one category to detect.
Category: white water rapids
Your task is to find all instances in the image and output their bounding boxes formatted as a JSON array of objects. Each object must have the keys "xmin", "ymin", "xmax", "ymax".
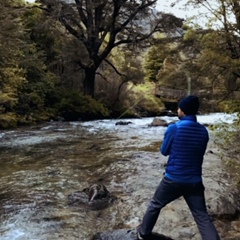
[{"xmin": 0, "ymin": 113, "xmax": 238, "ymax": 240}]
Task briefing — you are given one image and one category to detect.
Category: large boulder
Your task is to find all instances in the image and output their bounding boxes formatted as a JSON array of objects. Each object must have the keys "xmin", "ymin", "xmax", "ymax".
[
  {"xmin": 91, "ymin": 229, "xmax": 174, "ymax": 240},
  {"xmin": 149, "ymin": 118, "xmax": 168, "ymax": 127}
]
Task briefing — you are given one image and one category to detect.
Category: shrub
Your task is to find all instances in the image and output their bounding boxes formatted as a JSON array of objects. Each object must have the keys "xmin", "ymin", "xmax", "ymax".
[{"xmin": 56, "ymin": 90, "xmax": 110, "ymax": 121}]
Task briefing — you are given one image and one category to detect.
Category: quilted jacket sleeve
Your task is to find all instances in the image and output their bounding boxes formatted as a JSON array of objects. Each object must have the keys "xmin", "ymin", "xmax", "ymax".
[{"xmin": 160, "ymin": 123, "xmax": 177, "ymax": 156}]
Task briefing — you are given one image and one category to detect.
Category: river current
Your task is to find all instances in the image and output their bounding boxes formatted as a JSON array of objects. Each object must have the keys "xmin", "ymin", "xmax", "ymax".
[{"xmin": 0, "ymin": 113, "xmax": 237, "ymax": 240}]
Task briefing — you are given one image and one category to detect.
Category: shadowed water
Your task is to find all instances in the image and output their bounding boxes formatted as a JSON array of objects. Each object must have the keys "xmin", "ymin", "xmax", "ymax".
[{"xmin": 0, "ymin": 114, "xmax": 237, "ymax": 240}]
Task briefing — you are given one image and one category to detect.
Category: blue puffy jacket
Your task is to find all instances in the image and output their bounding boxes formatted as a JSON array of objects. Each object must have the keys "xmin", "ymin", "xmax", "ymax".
[{"xmin": 160, "ymin": 115, "xmax": 209, "ymax": 183}]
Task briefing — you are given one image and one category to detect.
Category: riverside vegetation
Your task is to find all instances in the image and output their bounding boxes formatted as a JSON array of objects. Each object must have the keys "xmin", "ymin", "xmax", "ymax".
[{"xmin": 1, "ymin": 1, "xmax": 240, "ymax": 129}]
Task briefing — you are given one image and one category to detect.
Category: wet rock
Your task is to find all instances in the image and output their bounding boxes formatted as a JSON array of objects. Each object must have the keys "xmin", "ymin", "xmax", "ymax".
[
  {"xmin": 84, "ymin": 184, "xmax": 110, "ymax": 201},
  {"xmin": 148, "ymin": 118, "xmax": 168, "ymax": 127},
  {"xmin": 91, "ymin": 229, "xmax": 174, "ymax": 240},
  {"xmin": 209, "ymin": 194, "xmax": 240, "ymax": 221},
  {"xmin": 115, "ymin": 121, "xmax": 132, "ymax": 126},
  {"xmin": 67, "ymin": 184, "xmax": 117, "ymax": 210}
]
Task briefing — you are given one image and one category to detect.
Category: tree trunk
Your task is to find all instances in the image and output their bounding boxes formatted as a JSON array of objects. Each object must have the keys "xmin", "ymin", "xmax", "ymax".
[{"xmin": 84, "ymin": 68, "xmax": 96, "ymax": 97}]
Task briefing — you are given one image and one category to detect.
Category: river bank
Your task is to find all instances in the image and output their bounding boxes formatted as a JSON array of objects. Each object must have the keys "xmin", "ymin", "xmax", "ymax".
[{"xmin": 0, "ymin": 113, "xmax": 239, "ymax": 239}]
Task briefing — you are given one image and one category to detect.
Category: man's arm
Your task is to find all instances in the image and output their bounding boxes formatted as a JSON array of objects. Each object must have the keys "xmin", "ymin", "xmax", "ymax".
[{"xmin": 160, "ymin": 124, "xmax": 177, "ymax": 156}]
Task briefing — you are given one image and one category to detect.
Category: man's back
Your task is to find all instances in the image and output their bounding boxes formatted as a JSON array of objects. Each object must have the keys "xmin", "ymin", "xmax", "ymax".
[{"xmin": 161, "ymin": 115, "xmax": 209, "ymax": 182}]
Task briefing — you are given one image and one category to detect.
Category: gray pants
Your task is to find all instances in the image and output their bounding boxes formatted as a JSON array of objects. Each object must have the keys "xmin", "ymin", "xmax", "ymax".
[{"xmin": 138, "ymin": 177, "xmax": 220, "ymax": 240}]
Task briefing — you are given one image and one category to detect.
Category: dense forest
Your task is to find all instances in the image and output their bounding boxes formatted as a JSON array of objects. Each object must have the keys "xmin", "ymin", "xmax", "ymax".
[{"xmin": 1, "ymin": 0, "xmax": 240, "ymax": 129}]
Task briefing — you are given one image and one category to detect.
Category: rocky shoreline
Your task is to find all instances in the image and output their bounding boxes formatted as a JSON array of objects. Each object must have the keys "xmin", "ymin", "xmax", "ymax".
[
  {"xmin": 92, "ymin": 132, "xmax": 240, "ymax": 240},
  {"xmin": 200, "ymin": 137, "xmax": 240, "ymax": 240}
]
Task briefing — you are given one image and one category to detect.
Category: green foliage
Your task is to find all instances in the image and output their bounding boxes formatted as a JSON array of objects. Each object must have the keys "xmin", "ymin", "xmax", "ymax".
[
  {"xmin": 183, "ymin": 28, "xmax": 201, "ymax": 42},
  {"xmin": 13, "ymin": 5, "xmax": 63, "ymax": 124},
  {"xmin": 112, "ymin": 48, "xmax": 145, "ymax": 85},
  {"xmin": 55, "ymin": 90, "xmax": 110, "ymax": 121},
  {"xmin": 0, "ymin": 67, "xmax": 26, "ymax": 110},
  {"xmin": 218, "ymin": 100, "xmax": 240, "ymax": 113},
  {"xmin": 153, "ymin": 26, "xmax": 240, "ymax": 109},
  {"xmin": 0, "ymin": 0, "xmax": 28, "ymax": 124},
  {"xmin": 144, "ymin": 45, "xmax": 166, "ymax": 83},
  {"xmin": 174, "ymin": 0, "xmax": 240, "ymax": 105},
  {"xmin": 213, "ymin": 116, "xmax": 240, "ymax": 186},
  {"xmin": 119, "ymin": 82, "xmax": 165, "ymax": 118},
  {"xmin": 95, "ymin": 47, "xmax": 145, "ymax": 111},
  {"xmin": 0, "ymin": 112, "xmax": 18, "ymax": 129},
  {"xmin": 0, "ymin": 0, "xmax": 54, "ymax": 127}
]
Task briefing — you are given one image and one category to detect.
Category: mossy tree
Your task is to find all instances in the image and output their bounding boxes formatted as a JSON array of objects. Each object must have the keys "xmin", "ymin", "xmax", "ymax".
[{"xmin": 35, "ymin": 0, "xmax": 183, "ymax": 98}]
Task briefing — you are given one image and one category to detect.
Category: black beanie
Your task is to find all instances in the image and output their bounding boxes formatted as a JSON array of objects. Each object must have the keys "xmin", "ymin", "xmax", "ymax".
[{"xmin": 178, "ymin": 95, "xmax": 199, "ymax": 115}]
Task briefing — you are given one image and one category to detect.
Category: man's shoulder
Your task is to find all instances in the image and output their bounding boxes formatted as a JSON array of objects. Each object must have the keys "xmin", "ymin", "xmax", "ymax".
[
  {"xmin": 177, "ymin": 119, "xmax": 208, "ymax": 132},
  {"xmin": 165, "ymin": 121, "xmax": 177, "ymax": 134},
  {"xmin": 197, "ymin": 122, "xmax": 208, "ymax": 131},
  {"xmin": 168, "ymin": 121, "xmax": 178, "ymax": 129}
]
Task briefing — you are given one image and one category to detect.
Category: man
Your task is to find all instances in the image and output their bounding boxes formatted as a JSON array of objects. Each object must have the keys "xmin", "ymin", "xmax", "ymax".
[{"xmin": 137, "ymin": 95, "xmax": 220, "ymax": 240}]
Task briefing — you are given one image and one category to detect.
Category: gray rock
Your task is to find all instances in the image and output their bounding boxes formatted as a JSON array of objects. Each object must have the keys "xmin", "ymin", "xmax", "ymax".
[
  {"xmin": 149, "ymin": 118, "xmax": 168, "ymax": 127},
  {"xmin": 91, "ymin": 229, "xmax": 174, "ymax": 240}
]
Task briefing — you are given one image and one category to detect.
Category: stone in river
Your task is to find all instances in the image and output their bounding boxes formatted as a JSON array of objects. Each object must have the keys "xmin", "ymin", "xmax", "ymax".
[{"xmin": 67, "ymin": 184, "xmax": 117, "ymax": 210}]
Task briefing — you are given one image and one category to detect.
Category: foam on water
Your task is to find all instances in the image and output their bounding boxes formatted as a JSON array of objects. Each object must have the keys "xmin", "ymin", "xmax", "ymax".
[
  {"xmin": 197, "ymin": 112, "xmax": 237, "ymax": 125},
  {"xmin": 80, "ymin": 112, "xmax": 237, "ymax": 130},
  {"xmin": 1, "ymin": 228, "xmax": 25, "ymax": 240},
  {"xmin": 0, "ymin": 113, "xmax": 237, "ymax": 148}
]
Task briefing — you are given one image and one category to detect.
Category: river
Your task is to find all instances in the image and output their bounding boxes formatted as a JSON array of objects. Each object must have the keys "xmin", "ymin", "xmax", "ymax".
[{"xmin": 0, "ymin": 113, "xmax": 238, "ymax": 240}]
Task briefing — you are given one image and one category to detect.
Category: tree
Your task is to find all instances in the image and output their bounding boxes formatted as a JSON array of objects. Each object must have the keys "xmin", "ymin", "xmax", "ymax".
[
  {"xmin": 171, "ymin": 0, "xmax": 240, "ymax": 101},
  {"xmin": 35, "ymin": 0, "xmax": 183, "ymax": 97},
  {"xmin": 18, "ymin": 6, "xmax": 61, "ymax": 119},
  {"xmin": 0, "ymin": 0, "xmax": 27, "ymax": 127},
  {"xmin": 144, "ymin": 37, "xmax": 173, "ymax": 83}
]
